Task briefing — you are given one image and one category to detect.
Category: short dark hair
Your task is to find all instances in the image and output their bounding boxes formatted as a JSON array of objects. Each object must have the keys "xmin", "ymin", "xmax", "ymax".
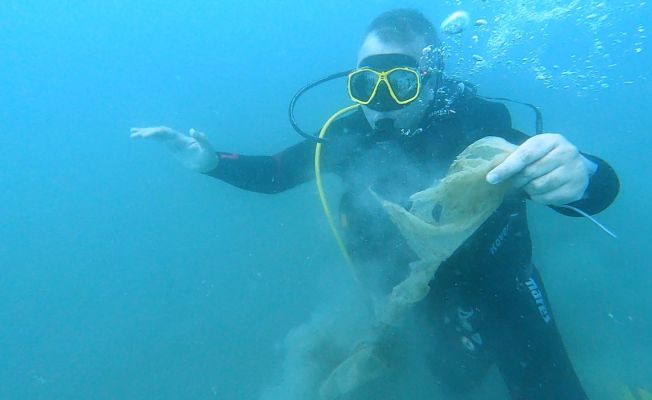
[{"xmin": 365, "ymin": 9, "xmax": 440, "ymax": 49}]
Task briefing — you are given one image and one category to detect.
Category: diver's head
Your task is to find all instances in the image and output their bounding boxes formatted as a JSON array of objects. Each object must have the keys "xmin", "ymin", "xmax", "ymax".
[{"xmin": 353, "ymin": 9, "xmax": 442, "ymax": 135}]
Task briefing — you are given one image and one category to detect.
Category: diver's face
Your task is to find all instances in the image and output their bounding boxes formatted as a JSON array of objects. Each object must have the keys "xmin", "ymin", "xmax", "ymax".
[{"xmin": 357, "ymin": 32, "xmax": 433, "ymax": 133}]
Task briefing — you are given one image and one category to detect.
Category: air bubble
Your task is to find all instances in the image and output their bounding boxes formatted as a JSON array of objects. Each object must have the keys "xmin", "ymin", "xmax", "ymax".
[{"xmin": 440, "ymin": 11, "xmax": 471, "ymax": 35}]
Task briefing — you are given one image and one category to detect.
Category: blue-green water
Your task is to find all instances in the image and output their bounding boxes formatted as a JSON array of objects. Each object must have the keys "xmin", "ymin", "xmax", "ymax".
[{"xmin": 1, "ymin": 1, "xmax": 650, "ymax": 399}]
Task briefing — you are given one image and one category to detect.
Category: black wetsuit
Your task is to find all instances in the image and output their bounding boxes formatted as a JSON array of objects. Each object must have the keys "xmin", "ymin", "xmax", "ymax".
[{"xmin": 206, "ymin": 90, "xmax": 619, "ymax": 399}]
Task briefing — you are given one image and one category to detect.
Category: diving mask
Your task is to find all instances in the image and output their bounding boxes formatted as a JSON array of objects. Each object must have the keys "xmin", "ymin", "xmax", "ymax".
[{"xmin": 348, "ymin": 54, "xmax": 423, "ymax": 111}]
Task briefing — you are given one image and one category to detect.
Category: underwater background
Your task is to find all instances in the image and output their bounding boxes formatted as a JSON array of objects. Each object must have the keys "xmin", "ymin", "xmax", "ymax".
[{"xmin": 1, "ymin": 0, "xmax": 650, "ymax": 399}]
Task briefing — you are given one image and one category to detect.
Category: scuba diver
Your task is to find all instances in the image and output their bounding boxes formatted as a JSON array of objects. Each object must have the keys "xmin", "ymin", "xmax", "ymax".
[{"xmin": 131, "ymin": 8, "xmax": 621, "ymax": 400}]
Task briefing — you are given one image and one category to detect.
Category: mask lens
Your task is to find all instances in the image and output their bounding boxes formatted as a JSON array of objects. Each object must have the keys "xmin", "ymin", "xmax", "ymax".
[
  {"xmin": 349, "ymin": 70, "xmax": 378, "ymax": 103},
  {"xmin": 387, "ymin": 69, "xmax": 419, "ymax": 103}
]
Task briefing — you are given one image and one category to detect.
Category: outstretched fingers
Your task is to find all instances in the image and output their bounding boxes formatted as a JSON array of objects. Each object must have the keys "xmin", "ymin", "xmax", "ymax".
[
  {"xmin": 129, "ymin": 126, "xmax": 175, "ymax": 140},
  {"xmin": 486, "ymin": 134, "xmax": 559, "ymax": 184},
  {"xmin": 189, "ymin": 128, "xmax": 215, "ymax": 151}
]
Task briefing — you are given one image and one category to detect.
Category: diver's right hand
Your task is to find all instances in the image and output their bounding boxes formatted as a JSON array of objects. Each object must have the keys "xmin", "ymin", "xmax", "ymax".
[{"xmin": 130, "ymin": 126, "xmax": 219, "ymax": 173}]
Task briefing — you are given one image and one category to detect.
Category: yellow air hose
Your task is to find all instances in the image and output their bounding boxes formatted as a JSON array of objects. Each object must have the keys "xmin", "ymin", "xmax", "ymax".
[{"xmin": 314, "ymin": 104, "xmax": 360, "ymax": 282}]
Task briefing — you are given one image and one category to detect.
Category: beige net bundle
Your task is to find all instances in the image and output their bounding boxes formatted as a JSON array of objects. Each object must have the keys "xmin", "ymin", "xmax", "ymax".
[{"xmin": 319, "ymin": 137, "xmax": 516, "ymax": 400}]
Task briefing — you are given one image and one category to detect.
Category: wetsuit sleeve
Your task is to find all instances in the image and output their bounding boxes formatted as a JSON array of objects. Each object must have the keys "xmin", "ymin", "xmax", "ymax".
[
  {"xmin": 202, "ymin": 110, "xmax": 364, "ymax": 194},
  {"xmin": 551, "ymin": 154, "xmax": 620, "ymax": 216},
  {"xmin": 203, "ymin": 140, "xmax": 315, "ymax": 194}
]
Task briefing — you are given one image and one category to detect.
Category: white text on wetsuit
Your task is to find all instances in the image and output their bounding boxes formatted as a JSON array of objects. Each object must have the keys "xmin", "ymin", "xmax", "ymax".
[{"xmin": 525, "ymin": 278, "xmax": 552, "ymax": 324}]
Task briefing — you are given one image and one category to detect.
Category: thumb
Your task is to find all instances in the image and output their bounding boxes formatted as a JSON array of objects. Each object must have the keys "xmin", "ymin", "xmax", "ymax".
[{"xmin": 189, "ymin": 128, "xmax": 214, "ymax": 149}]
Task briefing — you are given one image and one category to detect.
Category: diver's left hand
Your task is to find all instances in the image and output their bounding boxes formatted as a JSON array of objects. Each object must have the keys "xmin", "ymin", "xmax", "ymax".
[{"xmin": 486, "ymin": 133, "xmax": 597, "ymax": 205}]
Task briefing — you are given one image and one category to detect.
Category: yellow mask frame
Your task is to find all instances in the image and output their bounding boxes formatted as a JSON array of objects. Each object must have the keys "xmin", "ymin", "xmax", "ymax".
[{"xmin": 347, "ymin": 67, "xmax": 421, "ymax": 106}]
